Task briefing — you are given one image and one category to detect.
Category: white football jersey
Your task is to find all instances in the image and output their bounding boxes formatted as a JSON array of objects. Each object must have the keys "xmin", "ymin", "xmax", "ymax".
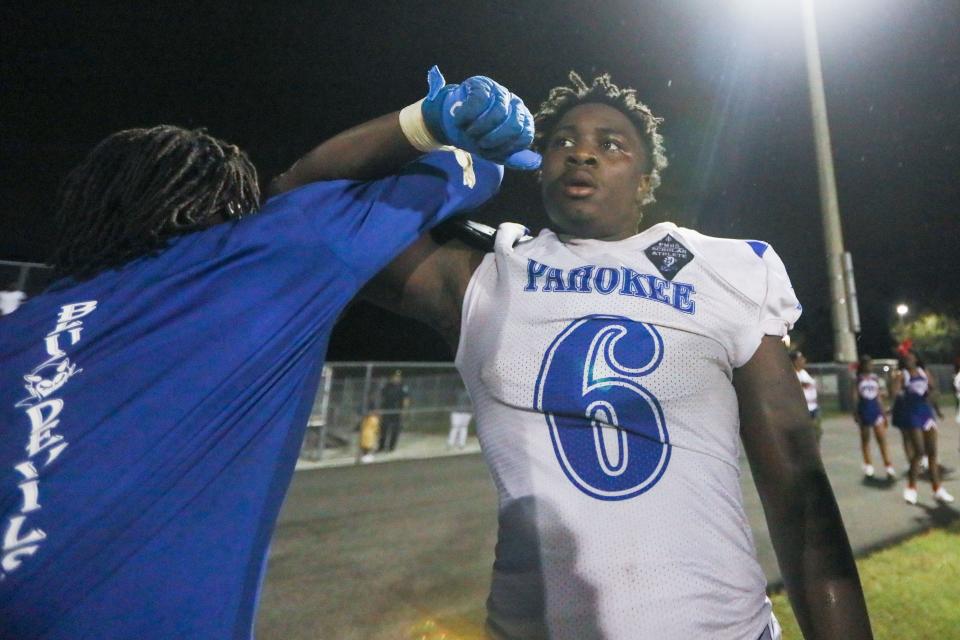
[{"xmin": 456, "ymin": 221, "xmax": 800, "ymax": 639}]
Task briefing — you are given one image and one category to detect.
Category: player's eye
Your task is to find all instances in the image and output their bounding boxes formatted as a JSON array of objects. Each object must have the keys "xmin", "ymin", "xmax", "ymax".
[
  {"xmin": 551, "ymin": 136, "xmax": 574, "ymax": 148},
  {"xmin": 601, "ymin": 139, "xmax": 625, "ymax": 152}
]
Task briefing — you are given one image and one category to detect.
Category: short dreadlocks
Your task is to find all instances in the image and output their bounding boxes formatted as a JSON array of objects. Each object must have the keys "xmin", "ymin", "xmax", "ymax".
[
  {"xmin": 50, "ymin": 125, "xmax": 260, "ymax": 279},
  {"xmin": 533, "ymin": 72, "xmax": 667, "ymax": 206}
]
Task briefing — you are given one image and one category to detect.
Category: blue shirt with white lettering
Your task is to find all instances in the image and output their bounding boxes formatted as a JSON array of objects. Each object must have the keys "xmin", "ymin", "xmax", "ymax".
[{"xmin": 0, "ymin": 151, "xmax": 499, "ymax": 640}]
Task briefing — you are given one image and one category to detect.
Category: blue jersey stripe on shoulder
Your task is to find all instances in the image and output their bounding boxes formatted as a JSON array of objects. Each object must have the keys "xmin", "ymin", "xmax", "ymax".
[{"xmin": 746, "ymin": 240, "xmax": 768, "ymax": 258}]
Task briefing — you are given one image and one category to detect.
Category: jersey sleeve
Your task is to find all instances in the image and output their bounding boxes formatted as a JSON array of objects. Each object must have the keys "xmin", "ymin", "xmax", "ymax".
[
  {"xmin": 758, "ymin": 245, "xmax": 801, "ymax": 338},
  {"xmin": 730, "ymin": 243, "xmax": 802, "ymax": 368},
  {"xmin": 258, "ymin": 149, "xmax": 503, "ymax": 284},
  {"xmin": 454, "ymin": 222, "xmax": 529, "ymax": 369}
]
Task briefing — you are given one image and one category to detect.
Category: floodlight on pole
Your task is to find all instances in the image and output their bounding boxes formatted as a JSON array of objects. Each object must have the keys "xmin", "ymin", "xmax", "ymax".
[
  {"xmin": 733, "ymin": 0, "xmax": 859, "ymax": 363},
  {"xmin": 895, "ymin": 303, "xmax": 909, "ymax": 334},
  {"xmin": 800, "ymin": 0, "xmax": 859, "ymax": 364}
]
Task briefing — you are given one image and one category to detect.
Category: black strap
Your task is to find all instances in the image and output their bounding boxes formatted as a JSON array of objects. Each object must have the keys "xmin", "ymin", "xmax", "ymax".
[{"xmin": 430, "ymin": 217, "xmax": 497, "ymax": 251}]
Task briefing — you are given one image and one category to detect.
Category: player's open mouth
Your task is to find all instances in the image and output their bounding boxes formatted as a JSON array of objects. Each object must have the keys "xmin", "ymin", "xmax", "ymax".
[
  {"xmin": 563, "ymin": 185, "xmax": 596, "ymax": 198},
  {"xmin": 561, "ymin": 172, "xmax": 597, "ymax": 198}
]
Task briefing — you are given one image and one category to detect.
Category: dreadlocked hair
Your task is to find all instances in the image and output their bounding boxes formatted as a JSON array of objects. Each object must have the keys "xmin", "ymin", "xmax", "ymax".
[
  {"xmin": 534, "ymin": 72, "xmax": 668, "ymax": 206},
  {"xmin": 50, "ymin": 125, "xmax": 260, "ymax": 279}
]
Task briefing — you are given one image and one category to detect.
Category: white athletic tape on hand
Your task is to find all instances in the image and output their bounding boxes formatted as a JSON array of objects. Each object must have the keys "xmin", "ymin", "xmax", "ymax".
[
  {"xmin": 452, "ymin": 149, "xmax": 476, "ymax": 188},
  {"xmin": 400, "ymin": 99, "xmax": 476, "ymax": 187},
  {"xmin": 399, "ymin": 99, "xmax": 443, "ymax": 152}
]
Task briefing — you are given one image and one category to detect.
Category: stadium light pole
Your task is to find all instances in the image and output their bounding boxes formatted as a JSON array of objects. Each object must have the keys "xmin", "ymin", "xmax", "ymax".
[
  {"xmin": 737, "ymin": 0, "xmax": 859, "ymax": 362},
  {"xmin": 800, "ymin": 0, "xmax": 859, "ymax": 363}
]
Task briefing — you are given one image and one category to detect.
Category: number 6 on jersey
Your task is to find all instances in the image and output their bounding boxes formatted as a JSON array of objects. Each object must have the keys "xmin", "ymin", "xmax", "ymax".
[{"xmin": 534, "ymin": 315, "xmax": 670, "ymax": 500}]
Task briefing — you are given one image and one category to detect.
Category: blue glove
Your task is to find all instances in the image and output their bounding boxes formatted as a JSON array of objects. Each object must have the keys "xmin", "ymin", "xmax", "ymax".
[{"xmin": 421, "ymin": 66, "xmax": 541, "ymax": 171}]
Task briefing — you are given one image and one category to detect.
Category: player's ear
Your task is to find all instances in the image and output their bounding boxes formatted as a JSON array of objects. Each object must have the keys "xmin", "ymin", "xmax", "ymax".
[{"xmin": 635, "ymin": 174, "xmax": 652, "ymax": 201}]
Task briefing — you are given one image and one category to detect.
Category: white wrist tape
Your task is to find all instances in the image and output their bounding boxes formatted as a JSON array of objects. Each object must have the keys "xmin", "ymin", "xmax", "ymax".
[{"xmin": 399, "ymin": 99, "xmax": 443, "ymax": 152}]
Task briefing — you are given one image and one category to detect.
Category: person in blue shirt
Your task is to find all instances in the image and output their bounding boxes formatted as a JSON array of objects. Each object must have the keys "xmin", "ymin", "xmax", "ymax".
[{"xmin": 0, "ymin": 67, "xmax": 540, "ymax": 640}]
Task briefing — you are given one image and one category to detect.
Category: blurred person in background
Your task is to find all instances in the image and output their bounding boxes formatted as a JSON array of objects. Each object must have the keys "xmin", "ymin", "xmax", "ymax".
[
  {"xmin": 0, "ymin": 281, "xmax": 27, "ymax": 316},
  {"xmin": 953, "ymin": 360, "xmax": 960, "ymax": 426},
  {"xmin": 891, "ymin": 351, "xmax": 953, "ymax": 504},
  {"xmin": 790, "ymin": 351, "xmax": 822, "ymax": 445},
  {"xmin": 851, "ymin": 355, "xmax": 896, "ymax": 479},
  {"xmin": 378, "ymin": 369, "xmax": 410, "ymax": 452},
  {"xmin": 357, "ymin": 410, "xmax": 381, "ymax": 464},
  {"xmin": 448, "ymin": 387, "xmax": 473, "ymax": 450},
  {"xmin": 953, "ymin": 360, "xmax": 960, "ymax": 454}
]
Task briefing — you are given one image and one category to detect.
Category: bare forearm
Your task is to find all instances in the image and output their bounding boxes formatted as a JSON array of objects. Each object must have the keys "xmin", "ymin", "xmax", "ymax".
[
  {"xmin": 736, "ymin": 339, "xmax": 873, "ymax": 640},
  {"xmin": 758, "ymin": 464, "xmax": 872, "ymax": 639},
  {"xmin": 267, "ymin": 112, "xmax": 420, "ymax": 197}
]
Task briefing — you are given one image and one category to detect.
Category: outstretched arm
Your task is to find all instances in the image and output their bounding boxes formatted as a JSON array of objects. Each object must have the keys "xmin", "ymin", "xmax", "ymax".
[
  {"xmin": 267, "ymin": 66, "xmax": 540, "ymax": 197},
  {"xmin": 735, "ymin": 337, "xmax": 873, "ymax": 640},
  {"xmin": 268, "ymin": 112, "xmax": 420, "ymax": 195}
]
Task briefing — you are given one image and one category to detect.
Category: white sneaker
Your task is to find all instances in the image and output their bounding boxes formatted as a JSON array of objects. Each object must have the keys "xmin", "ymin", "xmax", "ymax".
[
  {"xmin": 921, "ymin": 456, "xmax": 930, "ymax": 471},
  {"xmin": 885, "ymin": 465, "xmax": 897, "ymax": 478},
  {"xmin": 934, "ymin": 487, "xmax": 955, "ymax": 503},
  {"xmin": 360, "ymin": 453, "xmax": 375, "ymax": 464},
  {"xmin": 862, "ymin": 464, "xmax": 875, "ymax": 478},
  {"xmin": 903, "ymin": 487, "xmax": 918, "ymax": 505}
]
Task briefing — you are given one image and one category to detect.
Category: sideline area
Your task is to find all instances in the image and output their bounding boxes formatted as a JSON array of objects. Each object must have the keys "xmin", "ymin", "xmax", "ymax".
[
  {"xmin": 260, "ymin": 415, "xmax": 959, "ymax": 639},
  {"xmin": 295, "ymin": 433, "xmax": 482, "ymax": 470}
]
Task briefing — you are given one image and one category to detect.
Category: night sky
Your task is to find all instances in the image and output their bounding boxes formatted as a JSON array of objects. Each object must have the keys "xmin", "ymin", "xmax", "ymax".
[{"xmin": 3, "ymin": 1, "xmax": 958, "ymax": 362}]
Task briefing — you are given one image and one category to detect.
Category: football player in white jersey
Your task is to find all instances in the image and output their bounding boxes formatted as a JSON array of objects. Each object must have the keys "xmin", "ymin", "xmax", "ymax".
[{"xmin": 365, "ymin": 72, "xmax": 872, "ymax": 639}]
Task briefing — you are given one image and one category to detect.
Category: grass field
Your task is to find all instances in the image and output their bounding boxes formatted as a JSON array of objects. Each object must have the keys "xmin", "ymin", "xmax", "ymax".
[
  {"xmin": 771, "ymin": 518, "xmax": 960, "ymax": 639},
  {"xmin": 404, "ymin": 519, "xmax": 960, "ymax": 640}
]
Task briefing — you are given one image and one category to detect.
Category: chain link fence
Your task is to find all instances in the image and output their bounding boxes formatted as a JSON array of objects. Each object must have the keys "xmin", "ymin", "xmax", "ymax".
[
  {"xmin": 308, "ymin": 361, "xmax": 854, "ymax": 462},
  {"xmin": 0, "ymin": 260, "xmax": 54, "ymax": 297},
  {"xmin": 301, "ymin": 362, "xmax": 472, "ymax": 461},
  {"xmin": 303, "ymin": 360, "xmax": 956, "ymax": 461}
]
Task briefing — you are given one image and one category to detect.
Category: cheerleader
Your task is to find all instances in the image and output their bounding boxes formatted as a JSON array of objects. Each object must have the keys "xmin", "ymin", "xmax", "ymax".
[
  {"xmin": 851, "ymin": 355, "xmax": 895, "ymax": 479},
  {"xmin": 892, "ymin": 351, "xmax": 954, "ymax": 504}
]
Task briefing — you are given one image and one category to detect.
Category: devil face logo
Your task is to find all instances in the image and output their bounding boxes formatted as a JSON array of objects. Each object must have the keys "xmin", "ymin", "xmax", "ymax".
[{"xmin": 19, "ymin": 357, "xmax": 81, "ymax": 406}]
